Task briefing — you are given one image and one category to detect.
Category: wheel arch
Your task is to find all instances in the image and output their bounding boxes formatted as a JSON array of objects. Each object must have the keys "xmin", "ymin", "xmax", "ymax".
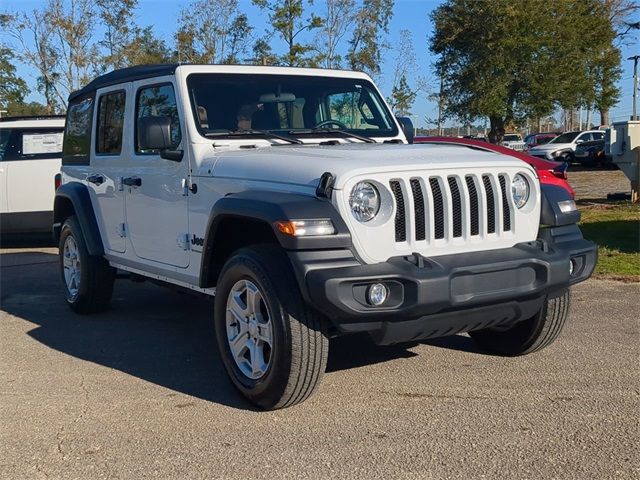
[
  {"xmin": 53, "ymin": 182, "xmax": 104, "ymax": 256},
  {"xmin": 199, "ymin": 190, "xmax": 351, "ymax": 288}
]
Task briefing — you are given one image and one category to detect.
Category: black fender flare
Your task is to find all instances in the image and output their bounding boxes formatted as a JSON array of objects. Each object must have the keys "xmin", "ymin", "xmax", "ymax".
[
  {"xmin": 540, "ymin": 184, "xmax": 580, "ymax": 227},
  {"xmin": 199, "ymin": 190, "xmax": 352, "ymax": 288},
  {"xmin": 53, "ymin": 182, "xmax": 104, "ymax": 256}
]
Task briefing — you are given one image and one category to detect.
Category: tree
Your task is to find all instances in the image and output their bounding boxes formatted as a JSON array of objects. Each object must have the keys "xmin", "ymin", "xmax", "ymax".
[
  {"xmin": 594, "ymin": 0, "xmax": 639, "ymax": 124},
  {"xmin": 347, "ymin": 0, "xmax": 394, "ymax": 75},
  {"xmin": 430, "ymin": 0, "xmax": 620, "ymax": 143},
  {"xmin": 0, "ymin": 48, "xmax": 29, "ymax": 111},
  {"xmin": 3, "ymin": 0, "xmax": 98, "ymax": 111},
  {"xmin": 389, "ymin": 75, "xmax": 416, "ymax": 116},
  {"xmin": 96, "ymin": 0, "xmax": 138, "ymax": 70},
  {"xmin": 175, "ymin": 0, "xmax": 253, "ymax": 64},
  {"xmin": 314, "ymin": 0, "xmax": 356, "ymax": 69},
  {"xmin": 387, "ymin": 29, "xmax": 425, "ymax": 115},
  {"xmin": 252, "ymin": 0, "xmax": 323, "ymax": 67}
]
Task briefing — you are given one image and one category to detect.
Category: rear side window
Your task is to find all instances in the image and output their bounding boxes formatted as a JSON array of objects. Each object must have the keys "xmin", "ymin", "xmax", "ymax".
[
  {"xmin": 63, "ymin": 93, "xmax": 95, "ymax": 165},
  {"xmin": 0, "ymin": 128, "xmax": 64, "ymax": 161},
  {"xmin": 96, "ymin": 91, "xmax": 126, "ymax": 154},
  {"xmin": 135, "ymin": 84, "xmax": 181, "ymax": 154}
]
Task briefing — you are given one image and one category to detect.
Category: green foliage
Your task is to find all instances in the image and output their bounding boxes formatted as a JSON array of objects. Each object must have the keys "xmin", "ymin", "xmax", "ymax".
[
  {"xmin": 252, "ymin": 0, "xmax": 323, "ymax": 67},
  {"xmin": 388, "ymin": 75, "xmax": 416, "ymax": 116},
  {"xmin": 175, "ymin": 0, "xmax": 252, "ymax": 64},
  {"xmin": 430, "ymin": 0, "xmax": 621, "ymax": 142},
  {"xmin": 0, "ymin": 48, "xmax": 29, "ymax": 111},
  {"xmin": 347, "ymin": 0, "xmax": 394, "ymax": 75}
]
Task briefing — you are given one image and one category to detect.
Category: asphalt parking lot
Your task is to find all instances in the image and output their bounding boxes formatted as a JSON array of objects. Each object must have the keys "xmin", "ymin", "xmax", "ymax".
[{"xmin": 1, "ymin": 246, "xmax": 638, "ymax": 480}]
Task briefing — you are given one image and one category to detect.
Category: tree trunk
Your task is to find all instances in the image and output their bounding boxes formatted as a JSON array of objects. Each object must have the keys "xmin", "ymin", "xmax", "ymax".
[
  {"xmin": 599, "ymin": 108, "xmax": 609, "ymax": 126},
  {"xmin": 488, "ymin": 116, "xmax": 505, "ymax": 144}
]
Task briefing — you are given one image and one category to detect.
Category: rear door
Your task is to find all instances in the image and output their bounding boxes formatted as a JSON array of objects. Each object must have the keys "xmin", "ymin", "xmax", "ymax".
[
  {"xmin": 88, "ymin": 86, "xmax": 130, "ymax": 253},
  {"xmin": 3, "ymin": 127, "xmax": 63, "ymax": 214},
  {"xmin": 124, "ymin": 80, "xmax": 190, "ymax": 268}
]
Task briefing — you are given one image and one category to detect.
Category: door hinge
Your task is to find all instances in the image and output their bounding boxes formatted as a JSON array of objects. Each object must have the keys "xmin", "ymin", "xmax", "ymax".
[
  {"xmin": 118, "ymin": 223, "xmax": 127, "ymax": 238},
  {"xmin": 181, "ymin": 178, "xmax": 190, "ymax": 196},
  {"xmin": 177, "ymin": 233, "xmax": 190, "ymax": 251}
]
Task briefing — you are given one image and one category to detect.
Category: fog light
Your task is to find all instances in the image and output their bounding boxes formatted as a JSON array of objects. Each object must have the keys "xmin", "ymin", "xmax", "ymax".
[
  {"xmin": 368, "ymin": 283, "xmax": 389, "ymax": 306},
  {"xmin": 569, "ymin": 258, "xmax": 575, "ymax": 276}
]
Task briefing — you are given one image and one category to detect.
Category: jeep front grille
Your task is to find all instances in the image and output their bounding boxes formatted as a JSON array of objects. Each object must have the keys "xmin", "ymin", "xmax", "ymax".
[{"xmin": 390, "ymin": 173, "xmax": 513, "ymax": 245}]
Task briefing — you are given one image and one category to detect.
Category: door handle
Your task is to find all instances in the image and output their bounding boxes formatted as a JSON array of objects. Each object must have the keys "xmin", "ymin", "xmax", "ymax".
[
  {"xmin": 87, "ymin": 174, "xmax": 105, "ymax": 186},
  {"xmin": 123, "ymin": 176, "xmax": 142, "ymax": 187}
]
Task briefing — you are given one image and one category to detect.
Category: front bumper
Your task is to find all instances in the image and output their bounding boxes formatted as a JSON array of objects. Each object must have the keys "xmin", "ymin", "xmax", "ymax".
[{"xmin": 288, "ymin": 224, "xmax": 597, "ymax": 344}]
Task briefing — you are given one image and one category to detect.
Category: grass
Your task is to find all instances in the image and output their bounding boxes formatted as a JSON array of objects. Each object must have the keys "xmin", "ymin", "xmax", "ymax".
[{"xmin": 578, "ymin": 201, "xmax": 640, "ymax": 280}]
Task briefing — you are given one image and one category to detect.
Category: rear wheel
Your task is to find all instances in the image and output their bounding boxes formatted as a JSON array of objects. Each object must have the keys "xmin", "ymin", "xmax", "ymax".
[
  {"xmin": 469, "ymin": 291, "xmax": 570, "ymax": 356},
  {"xmin": 59, "ymin": 216, "xmax": 115, "ymax": 313},
  {"xmin": 214, "ymin": 245, "xmax": 329, "ymax": 410}
]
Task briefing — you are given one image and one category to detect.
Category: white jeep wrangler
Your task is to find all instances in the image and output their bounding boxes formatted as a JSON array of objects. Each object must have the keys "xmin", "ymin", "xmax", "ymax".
[{"xmin": 54, "ymin": 65, "xmax": 596, "ymax": 409}]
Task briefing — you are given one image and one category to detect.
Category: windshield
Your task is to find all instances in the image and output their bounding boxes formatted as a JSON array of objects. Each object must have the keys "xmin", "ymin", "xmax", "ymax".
[
  {"xmin": 503, "ymin": 134, "xmax": 521, "ymax": 142},
  {"xmin": 549, "ymin": 132, "xmax": 579, "ymax": 144},
  {"xmin": 186, "ymin": 73, "xmax": 397, "ymax": 139}
]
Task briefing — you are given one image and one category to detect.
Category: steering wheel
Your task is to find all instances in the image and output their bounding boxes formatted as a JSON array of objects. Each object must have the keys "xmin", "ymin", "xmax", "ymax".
[{"xmin": 314, "ymin": 119, "xmax": 348, "ymax": 129}]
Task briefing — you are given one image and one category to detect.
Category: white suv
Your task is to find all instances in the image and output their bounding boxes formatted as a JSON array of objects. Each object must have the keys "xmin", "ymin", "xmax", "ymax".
[
  {"xmin": 528, "ymin": 130, "xmax": 605, "ymax": 161},
  {"xmin": 54, "ymin": 65, "xmax": 596, "ymax": 409},
  {"xmin": 0, "ymin": 116, "xmax": 65, "ymax": 234}
]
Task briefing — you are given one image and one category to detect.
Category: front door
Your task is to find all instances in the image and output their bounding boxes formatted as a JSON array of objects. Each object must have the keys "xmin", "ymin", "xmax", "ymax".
[{"xmin": 125, "ymin": 80, "xmax": 189, "ymax": 268}]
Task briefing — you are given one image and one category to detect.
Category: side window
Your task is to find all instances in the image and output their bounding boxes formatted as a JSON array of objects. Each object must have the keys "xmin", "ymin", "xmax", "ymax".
[
  {"xmin": 1, "ymin": 128, "xmax": 64, "ymax": 161},
  {"xmin": 63, "ymin": 93, "xmax": 95, "ymax": 165},
  {"xmin": 136, "ymin": 84, "xmax": 181, "ymax": 154},
  {"xmin": 592, "ymin": 132, "xmax": 604, "ymax": 141},
  {"xmin": 96, "ymin": 91, "xmax": 126, "ymax": 154},
  {"xmin": 0, "ymin": 129, "xmax": 12, "ymax": 161}
]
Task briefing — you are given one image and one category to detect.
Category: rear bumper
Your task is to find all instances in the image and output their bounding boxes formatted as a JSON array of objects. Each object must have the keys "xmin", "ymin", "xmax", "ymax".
[{"xmin": 289, "ymin": 224, "xmax": 597, "ymax": 344}]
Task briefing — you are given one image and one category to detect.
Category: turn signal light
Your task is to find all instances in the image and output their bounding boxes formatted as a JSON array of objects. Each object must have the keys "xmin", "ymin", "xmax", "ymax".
[{"xmin": 274, "ymin": 219, "xmax": 336, "ymax": 237}]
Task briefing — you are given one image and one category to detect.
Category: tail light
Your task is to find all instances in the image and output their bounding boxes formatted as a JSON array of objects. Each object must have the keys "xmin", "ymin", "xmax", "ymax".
[{"xmin": 54, "ymin": 173, "xmax": 62, "ymax": 190}]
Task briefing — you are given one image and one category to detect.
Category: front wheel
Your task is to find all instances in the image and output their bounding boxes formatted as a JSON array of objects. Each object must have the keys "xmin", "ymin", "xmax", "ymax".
[
  {"xmin": 469, "ymin": 291, "xmax": 570, "ymax": 356},
  {"xmin": 59, "ymin": 216, "xmax": 115, "ymax": 313},
  {"xmin": 214, "ymin": 245, "xmax": 329, "ymax": 410}
]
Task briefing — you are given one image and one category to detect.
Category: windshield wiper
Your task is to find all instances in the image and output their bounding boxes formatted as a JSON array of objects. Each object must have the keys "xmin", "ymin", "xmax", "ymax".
[
  {"xmin": 289, "ymin": 128, "xmax": 376, "ymax": 144},
  {"xmin": 205, "ymin": 129, "xmax": 303, "ymax": 145}
]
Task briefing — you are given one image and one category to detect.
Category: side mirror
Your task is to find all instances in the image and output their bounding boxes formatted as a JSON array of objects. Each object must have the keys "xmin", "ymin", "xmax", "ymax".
[
  {"xmin": 137, "ymin": 116, "xmax": 183, "ymax": 161},
  {"xmin": 396, "ymin": 116, "xmax": 415, "ymax": 144},
  {"xmin": 575, "ymin": 139, "xmax": 584, "ymax": 144}
]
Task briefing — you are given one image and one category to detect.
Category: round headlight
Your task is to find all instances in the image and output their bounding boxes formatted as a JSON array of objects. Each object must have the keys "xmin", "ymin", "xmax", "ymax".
[
  {"xmin": 511, "ymin": 174, "xmax": 530, "ymax": 209},
  {"xmin": 349, "ymin": 181, "xmax": 380, "ymax": 222}
]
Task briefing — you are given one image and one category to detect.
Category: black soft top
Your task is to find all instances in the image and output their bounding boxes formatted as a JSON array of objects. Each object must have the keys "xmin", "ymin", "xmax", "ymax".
[{"xmin": 68, "ymin": 64, "xmax": 179, "ymax": 102}]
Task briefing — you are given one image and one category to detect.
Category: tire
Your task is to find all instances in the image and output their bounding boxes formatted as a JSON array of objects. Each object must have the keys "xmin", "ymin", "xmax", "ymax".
[
  {"xmin": 59, "ymin": 215, "xmax": 115, "ymax": 314},
  {"xmin": 469, "ymin": 291, "xmax": 570, "ymax": 356},
  {"xmin": 214, "ymin": 244, "xmax": 329, "ymax": 410}
]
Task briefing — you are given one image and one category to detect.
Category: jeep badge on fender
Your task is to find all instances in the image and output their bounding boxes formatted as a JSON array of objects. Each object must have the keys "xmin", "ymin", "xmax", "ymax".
[{"xmin": 53, "ymin": 64, "xmax": 597, "ymax": 410}]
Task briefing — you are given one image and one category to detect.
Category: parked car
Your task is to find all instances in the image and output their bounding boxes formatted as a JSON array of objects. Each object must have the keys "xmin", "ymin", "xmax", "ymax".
[
  {"xmin": 54, "ymin": 64, "xmax": 595, "ymax": 409},
  {"xmin": 524, "ymin": 132, "xmax": 559, "ymax": 151},
  {"xmin": 414, "ymin": 136, "xmax": 575, "ymax": 197},
  {"xmin": 528, "ymin": 130, "xmax": 605, "ymax": 162},
  {"xmin": 501, "ymin": 133, "xmax": 526, "ymax": 151},
  {"xmin": 0, "ymin": 116, "xmax": 65, "ymax": 234},
  {"xmin": 573, "ymin": 137, "xmax": 610, "ymax": 167}
]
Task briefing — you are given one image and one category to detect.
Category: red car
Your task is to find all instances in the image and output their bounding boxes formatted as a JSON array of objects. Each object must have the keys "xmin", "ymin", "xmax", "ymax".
[{"xmin": 414, "ymin": 136, "xmax": 575, "ymax": 198}]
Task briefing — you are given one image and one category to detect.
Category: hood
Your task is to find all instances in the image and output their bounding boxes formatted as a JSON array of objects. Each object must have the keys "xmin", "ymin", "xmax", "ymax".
[{"xmin": 200, "ymin": 143, "xmax": 537, "ymax": 190}]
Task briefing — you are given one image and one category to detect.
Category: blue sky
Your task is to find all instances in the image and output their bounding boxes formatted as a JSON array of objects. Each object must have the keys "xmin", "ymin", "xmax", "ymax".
[{"xmin": 3, "ymin": 0, "xmax": 637, "ymax": 127}]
